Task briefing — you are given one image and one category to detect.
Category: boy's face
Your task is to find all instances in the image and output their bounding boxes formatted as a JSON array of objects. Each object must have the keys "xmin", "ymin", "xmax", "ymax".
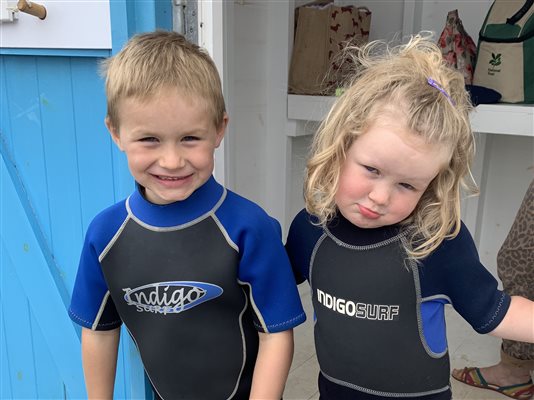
[
  {"xmin": 107, "ymin": 88, "xmax": 227, "ymax": 205},
  {"xmin": 335, "ymin": 117, "xmax": 448, "ymax": 228}
]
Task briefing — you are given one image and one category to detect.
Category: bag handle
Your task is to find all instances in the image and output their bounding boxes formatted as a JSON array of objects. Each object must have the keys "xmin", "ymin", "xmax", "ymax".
[{"xmin": 506, "ymin": 0, "xmax": 534, "ymax": 25}]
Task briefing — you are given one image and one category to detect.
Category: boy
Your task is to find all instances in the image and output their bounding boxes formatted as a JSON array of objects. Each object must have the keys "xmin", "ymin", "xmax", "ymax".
[{"xmin": 68, "ymin": 31, "xmax": 306, "ymax": 400}]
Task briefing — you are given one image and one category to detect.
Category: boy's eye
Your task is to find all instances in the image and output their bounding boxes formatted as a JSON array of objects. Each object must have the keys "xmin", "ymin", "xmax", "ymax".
[
  {"xmin": 139, "ymin": 137, "xmax": 158, "ymax": 143},
  {"xmin": 182, "ymin": 136, "xmax": 200, "ymax": 142},
  {"xmin": 399, "ymin": 182, "xmax": 416, "ymax": 191}
]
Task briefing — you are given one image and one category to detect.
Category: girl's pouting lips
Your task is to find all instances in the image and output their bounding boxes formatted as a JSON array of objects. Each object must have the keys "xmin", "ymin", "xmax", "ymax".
[{"xmin": 358, "ymin": 204, "xmax": 381, "ymax": 219}]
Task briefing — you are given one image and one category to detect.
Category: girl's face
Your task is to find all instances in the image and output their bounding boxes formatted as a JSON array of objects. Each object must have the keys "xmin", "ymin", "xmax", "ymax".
[{"xmin": 335, "ymin": 118, "xmax": 449, "ymax": 229}]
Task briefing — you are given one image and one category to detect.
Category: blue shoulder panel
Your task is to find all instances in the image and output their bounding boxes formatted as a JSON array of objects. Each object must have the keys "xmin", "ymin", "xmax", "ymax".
[
  {"xmin": 215, "ymin": 191, "xmax": 306, "ymax": 333},
  {"xmin": 69, "ymin": 200, "xmax": 129, "ymax": 330}
]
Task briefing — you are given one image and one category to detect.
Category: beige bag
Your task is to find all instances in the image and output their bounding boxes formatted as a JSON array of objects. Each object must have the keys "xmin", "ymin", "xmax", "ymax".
[
  {"xmin": 473, "ymin": 0, "xmax": 534, "ymax": 103},
  {"xmin": 288, "ymin": 1, "xmax": 371, "ymax": 95}
]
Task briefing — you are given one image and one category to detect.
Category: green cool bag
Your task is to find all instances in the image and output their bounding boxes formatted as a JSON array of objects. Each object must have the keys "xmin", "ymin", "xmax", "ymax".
[{"xmin": 473, "ymin": 0, "xmax": 534, "ymax": 103}]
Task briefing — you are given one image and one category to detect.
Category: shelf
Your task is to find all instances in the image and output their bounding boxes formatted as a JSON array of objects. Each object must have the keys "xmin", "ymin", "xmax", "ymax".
[
  {"xmin": 471, "ymin": 104, "xmax": 534, "ymax": 137},
  {"xmin": 287, "ymin": 94, "xmax": 534, "ymax": 137}
]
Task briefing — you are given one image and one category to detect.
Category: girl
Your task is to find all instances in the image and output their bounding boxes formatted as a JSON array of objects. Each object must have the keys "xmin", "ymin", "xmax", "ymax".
[{"xmin": 285, "ymin": 34, "xmax": 534, "ymax": 400}]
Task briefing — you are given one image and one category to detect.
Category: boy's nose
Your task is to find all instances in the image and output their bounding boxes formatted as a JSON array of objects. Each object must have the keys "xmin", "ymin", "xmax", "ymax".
[{"xmin": 159, "ymin": 148, "xmax": 185, "ymax": 170}]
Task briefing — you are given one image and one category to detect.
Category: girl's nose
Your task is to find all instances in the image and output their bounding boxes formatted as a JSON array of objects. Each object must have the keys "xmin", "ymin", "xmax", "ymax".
[{"xmin": 368, "ymin": 183, "xmax": 390, "ymax": 206}]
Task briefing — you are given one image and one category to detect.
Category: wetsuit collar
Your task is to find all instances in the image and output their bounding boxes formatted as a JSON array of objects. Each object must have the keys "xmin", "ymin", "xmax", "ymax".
[
  {"xmin": 127, "ymin": 176, "xmax": 225, "ymax": 228},
  {"xmin": 327, "ymin": 211, "xmax": 404, "ymax": 246}
]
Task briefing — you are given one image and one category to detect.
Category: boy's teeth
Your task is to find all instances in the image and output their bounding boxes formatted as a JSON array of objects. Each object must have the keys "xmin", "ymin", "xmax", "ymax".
[{"xmin": 159, "ymin": 176, "xmax": 180, "ymax": 181}]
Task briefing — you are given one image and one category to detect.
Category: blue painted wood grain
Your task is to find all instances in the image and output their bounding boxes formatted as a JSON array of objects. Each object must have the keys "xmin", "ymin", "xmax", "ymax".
[
  {"xmin": 1, "ymin": 125, "xmax": 71, "ymax": 309},
  {"xmin": 3, "ymin": 56, "xmax": 52, "ymax": 242},
  {"xmin": 1, "ymin": 243, "xmax": 38, "ymax": 398},
  {"xmin": 109, "ymin": 0, "xmax": 130, "ymax": 54},
  {"xmin": 36, "ymin": 57, "xmax": 84, "ymax": 293},
  {"xmin": 70, "ymin": 58, "xmax": 116, "ymax": 236},
  {"xmin": 1, "ymin": 157, "xmax": 86, "ymax": 398},
  {"xmin": 0, "ymin": 60, "xmax": 13, "ymax": 153},
  {"xmin": 29, "ymin": 310, "xmax": 64, "ymax": 399},
  {"xmin": 0, "ymin": 311, "xmax": 13, "ymax": 399}
]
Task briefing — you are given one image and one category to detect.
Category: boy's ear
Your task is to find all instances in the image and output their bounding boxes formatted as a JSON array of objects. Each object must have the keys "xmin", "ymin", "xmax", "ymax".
[
  {"xmin": 105, "ymin": 117, "xmax": 123, "ymax": 151},
  {"xmin": 215, "ymin": 113, "xmax": 229, "ymax": 148}
]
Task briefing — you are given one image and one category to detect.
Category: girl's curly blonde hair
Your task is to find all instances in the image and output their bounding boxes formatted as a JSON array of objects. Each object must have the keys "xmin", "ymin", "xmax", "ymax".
[{"xmin": 305, "ymin": 34, "xmax": 478, "ymax": 261}]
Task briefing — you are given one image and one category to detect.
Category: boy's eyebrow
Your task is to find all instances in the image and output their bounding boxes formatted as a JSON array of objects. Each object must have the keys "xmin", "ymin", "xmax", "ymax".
[
  {"xmin": 130, "ymin": 125, "xmax": 210, "ymax": 135},
  {"xmin": 180, "ymin": 126, "xmax": 210, "ymax": 134}
]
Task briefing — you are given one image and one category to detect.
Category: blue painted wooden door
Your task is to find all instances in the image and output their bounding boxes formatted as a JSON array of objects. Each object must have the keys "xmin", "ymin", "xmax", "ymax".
[{"xmin": 0, "ymin": 2, "xmax": 172, "ymax": 399}]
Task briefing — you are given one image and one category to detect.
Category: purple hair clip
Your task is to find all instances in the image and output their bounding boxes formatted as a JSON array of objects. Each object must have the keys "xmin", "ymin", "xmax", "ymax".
[{"xmin": 427, "ymin": 78, "xmax": 455, "ymax": 106}]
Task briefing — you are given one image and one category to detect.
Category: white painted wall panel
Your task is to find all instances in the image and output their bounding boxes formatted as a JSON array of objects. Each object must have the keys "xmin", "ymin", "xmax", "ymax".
[
  {"xmin": 0, "ymin": 0, "xmax": 111, "ymax": 49},
  {"xmin": 477, "ymin": 135, "xmax": 534, "ymax": 277}
]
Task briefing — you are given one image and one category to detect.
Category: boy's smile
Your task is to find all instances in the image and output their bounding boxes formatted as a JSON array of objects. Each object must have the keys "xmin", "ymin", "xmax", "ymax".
[
  {"xmin": 107, "ymin": 88, "xmax": 226, "ymax": 205},
  {"xmin": 335, "ymin": 117, "xmax": 449, "ymax": 229}
]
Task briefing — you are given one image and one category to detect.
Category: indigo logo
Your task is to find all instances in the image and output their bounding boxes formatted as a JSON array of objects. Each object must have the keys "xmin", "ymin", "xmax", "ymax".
[{"xmin": 123, "ymin": 281, "xmax": 223, "ymax": 314}]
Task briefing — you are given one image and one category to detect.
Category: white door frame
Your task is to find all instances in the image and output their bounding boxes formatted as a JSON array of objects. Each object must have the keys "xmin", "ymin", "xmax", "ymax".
[{"xmin": 197, "ymin": 0, "xmax": 232, "ymax": 187}]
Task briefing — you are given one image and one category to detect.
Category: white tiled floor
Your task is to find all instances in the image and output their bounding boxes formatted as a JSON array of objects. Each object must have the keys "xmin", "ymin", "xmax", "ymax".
[{"xmin": 284, "ymin": 286, "xmax": 521, "ymax": 400}]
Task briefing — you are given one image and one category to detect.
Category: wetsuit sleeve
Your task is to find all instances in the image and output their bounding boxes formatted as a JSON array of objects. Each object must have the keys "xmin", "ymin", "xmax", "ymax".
[
  {"xmin": 217, "ymin": 195, "xmax": 306, "ymax": 334},
  {"xmin": 68, "ymin": 205, "xmax": 126, "ymax": 331},
  {"xmin": 423, "ymin": 222, "xmax": 511, "ymax": 334},
  {"xmin": 286, "ymin": 209, "xmax": 323, "ymax": 284}
]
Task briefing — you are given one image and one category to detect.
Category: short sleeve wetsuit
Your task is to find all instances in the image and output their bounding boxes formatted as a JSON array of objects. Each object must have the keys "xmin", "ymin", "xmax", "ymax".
[
  {"xmin": 69, "ymin": 176, "xmax": 306, "ymax": 400},
  {"xmin": 286, "ymin": 210, "xmax": 510, "ymax": 400}
]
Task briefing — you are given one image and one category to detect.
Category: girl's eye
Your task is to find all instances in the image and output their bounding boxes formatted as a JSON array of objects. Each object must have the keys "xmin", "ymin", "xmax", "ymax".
[
  {"xmin": 139, "ymin": 137, "xmax": 158, "ymax": 143},
  {"xmin": 363, "ymin": 165, "xmax": 378, "ymax": 174},
  {"xmin": 399, "ymin": 182, "xmax": 416, "ymax": 191}
]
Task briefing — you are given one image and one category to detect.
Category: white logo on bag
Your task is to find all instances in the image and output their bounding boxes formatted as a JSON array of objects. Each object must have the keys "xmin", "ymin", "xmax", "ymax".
[{"xmin": 123, "ymin": 281, "xmax": 223, "ymax": 314}]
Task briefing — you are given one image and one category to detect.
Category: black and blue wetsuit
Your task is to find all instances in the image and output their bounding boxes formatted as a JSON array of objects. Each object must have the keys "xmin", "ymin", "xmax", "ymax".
[
  {"xmin": 69, "ymin": 176, "xmax": 306, "ymax": 400},
  {"xmin": 286, "ymin": 210, "xmax": 510, "ymax": 400}
]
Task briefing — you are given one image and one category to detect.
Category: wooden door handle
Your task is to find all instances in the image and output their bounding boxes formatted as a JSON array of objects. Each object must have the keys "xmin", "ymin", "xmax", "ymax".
[{"xmin": 17, "ymin": 0, "xmax": 47, "ymax": 20}]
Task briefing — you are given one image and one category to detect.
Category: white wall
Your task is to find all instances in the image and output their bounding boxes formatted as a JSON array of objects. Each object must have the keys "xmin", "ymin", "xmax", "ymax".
[
  {"xmin": 476, "ymin": 135, "xmax": 533, "ymax": 277},
  {"xmin": 0, "ymin": 0, "xmax": 111, "ymax": 49},
  {"xmin": 229, "ymin": 1, "xmax": 269, "ymax": 203},
  {"xmin": 227, "ymin": 1, "xmax": 294, "ymax": 227}
]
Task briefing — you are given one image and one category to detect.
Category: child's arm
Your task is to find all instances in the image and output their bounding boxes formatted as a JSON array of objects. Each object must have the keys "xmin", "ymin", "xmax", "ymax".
[
  {"xmin": 489, "ymin": 296, "xmax": 534, "ymax": 342},
  {"xmin": 249, "ymin": 330, "xmax": 294, "ymax": 399},
  {"xmin": 81, "ymin": 327, "xmax": 121, "ymax": 399}
]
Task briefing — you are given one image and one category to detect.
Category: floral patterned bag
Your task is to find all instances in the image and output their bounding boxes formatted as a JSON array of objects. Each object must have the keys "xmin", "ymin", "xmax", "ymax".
[{"xmin": 438, "ymin": 9, "xmax": 477, "ymax": 84}]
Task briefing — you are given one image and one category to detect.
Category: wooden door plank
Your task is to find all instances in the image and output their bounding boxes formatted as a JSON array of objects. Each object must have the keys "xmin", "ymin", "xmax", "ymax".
[
  {"xmin": 1, "ymin": 243, "xmax": 38, "ymax": 398},
  {"xmin": 30, "ymin": 311, "xmax": 65, "ymax": 398},
  {"xmin": 1, "ymin": 156, "xmax": 86, "ymax": 398},
  {"xmin": 3, "ymin": 56, "xmax": 52, "ymax": 242},
  {"xmin": 1, "ymin": 312, "xmax": 13, "ymax": 399},
  {"xmin": 70, "ymin": 58, "xmax": 116, "ymax": 234}
]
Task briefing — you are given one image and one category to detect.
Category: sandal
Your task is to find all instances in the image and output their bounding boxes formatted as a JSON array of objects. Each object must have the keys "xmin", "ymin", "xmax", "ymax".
[{"xmin": 452, "ymin": 367, "xmax": 534, "ymax": 400}]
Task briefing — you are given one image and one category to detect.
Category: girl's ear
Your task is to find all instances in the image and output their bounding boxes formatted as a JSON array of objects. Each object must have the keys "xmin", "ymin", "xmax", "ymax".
[
  {"xmin": 105, "ymin": 117, "xmax": 123, "ymax": 151},
  {"xmin": 214, "ymin": 113, "xmax": 229, "ymax": 148}
]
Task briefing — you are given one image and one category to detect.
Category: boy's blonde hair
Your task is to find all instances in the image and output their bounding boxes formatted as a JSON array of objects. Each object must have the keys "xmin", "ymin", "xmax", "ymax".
[
  {"xmin": 305, "ymin": 34, "xmax": 477, "ymax": 261},
  {"xmin": 102, "ymin": 30, "xmax": 226, "ymax": 130}
]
